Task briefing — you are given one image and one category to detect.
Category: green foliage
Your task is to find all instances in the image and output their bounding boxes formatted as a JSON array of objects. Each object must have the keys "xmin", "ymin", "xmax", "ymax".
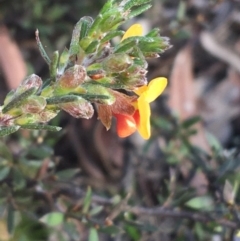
[
  {"xmin": 185, "ymin": 196, "xmax": 214, "ymax": 211},
  {"xmin": 88, "ymin": 228, "xmax": 99, "ymax": 241},
  {"xmin": 1, "ymin": 0, "xmax": 240, "ymax": 240},
  {"xmin": 0, "ymin": 114, "xmax": 240, "ymax": 240},
  {"xmin": 40, "ymin": 212, "xmax": 65, "ymax": 227}
]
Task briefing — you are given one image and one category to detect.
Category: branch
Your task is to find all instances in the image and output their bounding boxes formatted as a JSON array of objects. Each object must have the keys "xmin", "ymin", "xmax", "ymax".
[
  {"xmin": 129, "ymin": 206, "xmax": 238, "ymax": 229},
  {"xmin": 49, "ymin": 181, "xmax": 238, "ymax": 229}
]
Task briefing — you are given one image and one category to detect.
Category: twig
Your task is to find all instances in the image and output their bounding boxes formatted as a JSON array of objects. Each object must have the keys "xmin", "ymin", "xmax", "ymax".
[
  {"xmin": 128, "ymin": 206, "xmax": 238, "ymax": 229},
  {"xmin": 105, "ymin": 192, "xmax": 131, "ymax": 221},
  {"xmin": 49, "ymin": 181, "xmax": 238, "ymax": 229},
  {"xmin": 48, "ymin": 181, "xmax": 114, "ymax": 205}
]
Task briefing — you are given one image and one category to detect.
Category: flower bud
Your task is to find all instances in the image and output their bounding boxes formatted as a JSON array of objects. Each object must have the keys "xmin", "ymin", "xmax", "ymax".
[
  {"xmin": 4, "ymin": 75, "xmax": 43, "ymax": 106},
  {"xmin": 21, "ymin": 96, "xmax": 47, "ymax": 114},
  {"xmin": 18, "ymin": 74, "xmax": 43, "ymax": 94},
  {"xmin": 36, "ymin": 109, "xmax": 59, "ymax": 122},
  {"xmin": 0, "ymin": 109, "xmax": 14, "ymax": 126},
  {"xmin": 14, "ymin": 109, "xmax": 60, "ymax": 125},
  {"xmin": 14, "ymin": 114, "xmax": 36, "ymax": 125},
  {"xmin": 59, "ymin": 97, "xmax": 94, "ymax": 119},
  {"xmin": 128, "ymin": 75, "xmax": 147, "ymax": 87},
  {"xmin": 102, "ymin": 53, "xmax": 133, "ymax": 73},
  {"xmin": 56, "ymin": 65, "xmax": 86, "ymax": 92},
  {"xmin": 114, "ymin": 65, "xmax": 147, "ymax": 88}
]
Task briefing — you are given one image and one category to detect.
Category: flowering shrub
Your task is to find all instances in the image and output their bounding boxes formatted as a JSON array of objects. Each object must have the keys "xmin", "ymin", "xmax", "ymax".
[
  {"xmin": 0, "ymin": 0, "xmax": 170, "ymax": 139},
  {"xmin": 1, "ymin": 1, "xmax": 240, "ymax": 241}
]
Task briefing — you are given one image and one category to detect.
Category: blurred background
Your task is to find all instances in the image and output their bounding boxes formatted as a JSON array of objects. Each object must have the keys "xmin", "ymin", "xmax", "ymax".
[{"xmin": 0, "ymin": 0, "xmax": 240, "ymax": 240}]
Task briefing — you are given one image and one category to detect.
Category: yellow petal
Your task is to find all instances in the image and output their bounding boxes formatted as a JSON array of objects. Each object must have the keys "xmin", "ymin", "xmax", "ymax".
[
  {"xmin": 134, "ymin": 85, "xmax": 147, "ymax": 96},
  {"xmin": 145, "ymin": 77, "xmax": 168, "ymax": 103},
  {"xmin": 121, "ymin": 24, "xmax": 143, "ymax": 42},
  {"xmin": 137, "ymin": 95, "xmax": 151, "ymax": 139}
]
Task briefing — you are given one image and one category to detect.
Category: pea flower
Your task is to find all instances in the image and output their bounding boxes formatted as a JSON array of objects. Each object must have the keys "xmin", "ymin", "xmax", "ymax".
[
  {"xmin": 115, "ymin": 77, "xmax": 167, "ymax": 139},
  {"xmin": 121, "ymin": 23, "xmax": 143, "ymax": 41}
]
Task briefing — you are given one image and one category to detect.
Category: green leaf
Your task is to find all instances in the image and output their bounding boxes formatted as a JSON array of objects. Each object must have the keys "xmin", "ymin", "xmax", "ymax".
[
  {"xmin": 46, "ymin": 95, "xmax": 79, "ymax": 105},
  {"xmin": 223, "ymin": 180, "xmax": 235, "ymax": 205},
  {"xmin": 18, "ymin": 159, "xmax": 43, "ymax": 178},
  {"xmin": 83, "ymin": 186, "xmax": 92, "ymax": 214},
  {"xmin": 100, "ymin": 10, "xmax": 124, "ymax": 32},
  {"xmin": 63, "ymin": 221, "xmax": 80, "ymax": 240},
  {"xmin": 128, "ymin": 3, "xmax": 152, "ymax": 18},
  {"xmin": 87, "ymin": 68, "xmax": 105, "ymax": 77},
  {"xmin": 20, "ymin": 124, "xmax": 62, "ymax": 132},
  {"xmin": 138, "ymin": 36, "xmax": 170, "ymax": 53},
  {"xmin": 40, "ymin": 212, "xmax": 64, "ymax": 227},
  {"xmin": 0, "ymin": 166, "xmax": 10, "ymax": 181},
  {"xmin": 12, "ymin": 168, "xmax": 26, "ymax": 190},
  {"xmin": 206, "ymin": 132, "xmax": 222, "ymax": 151},
  {"xmin": 35, "ymin": 29, "xmax": 51, "ymax": 65},
  {"xmin": 123, "ymin": 0, "xmax": 151, "ymax": 11},
  {"xmin": 181, "ymin": 116, "xmax": 201, "ymax": 129},
  {"xmin": 100, "ymin": 0, "xmax": 114, "ymax": 14},
  {"xmin": 125, "ymin": 224, "xmax": 141, "ymax": 241},
  {"xmin": 100, "ymin": 30, "xmax": 125, "ymax": 43},
  {"xmin": 146, "ymin": 28, "xmax": 160, "ymax": 37},
  {"xmin": 152, "ymin": 117, "xmax": 174, "ymax": 132},
  {"xmin": 88, "ymin": 228, "xmax": 99, "ymax": 241},
  {"xmin": 58, "ymin": 47, "xmax": 69, "ymax": 75},
  {"xmin": 79, "ymin": 36, "xmax": 93, "ymax": 50},
  {"xmin": 71, "ymin": 93, "xmax": 110, "ymax": 101},
  {"xmin": 69, "ymin": 19, "xmax": 82, "ymax": 56},
  {"xmin": 79, "ymin": 16, "xmax": 93, "ymax": 40},
  {"xmin": 194, "ymin": 222, "xmax": 207, "ymax": 240},
  {"xmin": 85, "ymin": 40, "xmax": 99, "ymax": 54},
  {"xmin": 12, "ymin": 215, "xmax": 49, "ymax": 240},
  {"xmin": 114, "ymin": 38, "xmax": 137, "ymax": 53},
  {"xmin": 80, "ymin": 83, "xmax": 115, "ymax": 105},
  {"xmin": 41, "ymin": 78, "xmax": 52, "ymax": 90},
  {"xmin": 50, "ymin": 51, "xmax": 59, "ymax": 78},
  {"xmin": 56, "ymin": 168, "xmax": 80, "ymax": 181},
  {"xmin": 0, "ymin": 142, "xmax": 13, "ymax": 160},
  {"xmin": 89, "ymin": 206, "xmax": 103, "ymax": 216},
  {"xmin": 14, "ymin": 190, "xmax": 32, "ymax": 205},
  {"xmin": 7, "ymin": 206, "xmax": 15, "ymax": 235},
  {"xmin": 99, "ymin": 225, "xmax": 122, "ymax": 235},
  {"xmin": 2, "ymin": 87, "xmax": 36, "ymax": 113},
  {"xmin": 177, "ymin": 0, "xmax": 186, "ymax": 21},
  {"xmin": 218, "ymin": 157, "xmax": 240, "ymax": 178},
  {"xmin": 3, "ymin": 89, "xmax": 15, "ymax": 106},
  {"xmin": 88, "ymin": 14, "xmax": 103, "ymax": 36},
  {"xmin": 185, "ymin": 196, "xmax": 213, "ymax": 211},
  {"xmin": 0, "ymin": 126, "xmax": 20, "ymax": 137}
]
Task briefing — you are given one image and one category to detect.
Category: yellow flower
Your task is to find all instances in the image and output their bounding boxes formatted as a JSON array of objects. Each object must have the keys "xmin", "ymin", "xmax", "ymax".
[
  {"xmin": 134, "ymin": 77, "xmax": 168, "ymax": 139},
  {"xmin": 114, "ymin": 77, "xmax": 167, "ymax": 139},
  {"xmin": 121, "ymin": 24, "xmax": 143, "ymax": 41}
]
